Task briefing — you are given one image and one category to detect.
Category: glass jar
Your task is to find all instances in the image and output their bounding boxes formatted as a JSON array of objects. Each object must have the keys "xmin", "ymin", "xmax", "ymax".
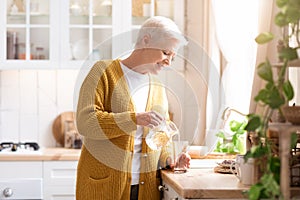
[
  {"xmin": 35, "ymin": 47, "xmax": 45, "ymax": 60},
  {"xmin": 64, "ymin": 120, "xmax": 82, "ymax": 149}
]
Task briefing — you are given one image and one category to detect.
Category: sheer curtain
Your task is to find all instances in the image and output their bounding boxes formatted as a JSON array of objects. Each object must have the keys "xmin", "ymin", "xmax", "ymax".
[
  {"xmin": 184, "ymin": 0, "xmax": 275, "ymax": 145},
  {"xmin": 249, "ymin": 0, "xmax": 277, "ymax": 114},
  {"xmin": 208, "ymin": 0, "xmax": 259, "ymax": 130}
]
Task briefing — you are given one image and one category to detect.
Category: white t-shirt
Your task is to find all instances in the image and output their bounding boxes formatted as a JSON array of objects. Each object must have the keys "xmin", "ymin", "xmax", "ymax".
[{"xmin": 120, "ymin": 62, "xmax": 149, "ymax": 185}]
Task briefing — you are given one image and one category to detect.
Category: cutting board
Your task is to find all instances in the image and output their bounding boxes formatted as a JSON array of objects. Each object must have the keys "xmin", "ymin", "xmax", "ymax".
[{"xmin": 52, "ymin": 111, "xmax": 76, "ymax": 146}]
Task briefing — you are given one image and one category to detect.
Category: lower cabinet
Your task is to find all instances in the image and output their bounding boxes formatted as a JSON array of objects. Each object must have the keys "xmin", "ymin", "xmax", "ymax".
[
  {"xmin": 0, "ymin": 161, "xmax": 43, "ymax": 200},
  {"xmin": 161, "ymin": 181, "xmax": 184, "ymax": 200},
  {"xmin": 0, "ymin": 160, "xmax": 78, "ymax": 200},
  {"xmin": 43, "ymin": 161, "xmax": 78, "ymax": 200}
]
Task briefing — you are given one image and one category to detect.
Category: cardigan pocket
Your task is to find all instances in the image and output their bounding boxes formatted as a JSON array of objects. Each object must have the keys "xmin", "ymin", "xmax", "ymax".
[
  {"xmin": 86, "ymin": 175, "xmax": 111, "ymax": 198},
  {"xmin": 88, "ymin": 174, "xmax": 110, "ymax": 183}
]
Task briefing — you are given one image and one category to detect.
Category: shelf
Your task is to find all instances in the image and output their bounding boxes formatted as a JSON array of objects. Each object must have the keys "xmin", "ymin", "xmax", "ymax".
[
  {"xmin": 269, "ymin": 123, "xmax": 300, "ymax": 200},
  {"xmin": 272, "ymin": 59, "xmax": 300, "ymax": 68},
  {"xmin": 289, "ymin": 59, "xmax": 300, "ymax": 67},
  {"xmin": 7, "ymin": 12, "xmax": 49, "ymax": 16}
]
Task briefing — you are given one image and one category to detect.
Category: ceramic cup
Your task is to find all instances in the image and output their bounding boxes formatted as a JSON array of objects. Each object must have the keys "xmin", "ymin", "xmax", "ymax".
[{"xmin": 230, "ymin": 154, "xmax": 254, "ymax": 185}]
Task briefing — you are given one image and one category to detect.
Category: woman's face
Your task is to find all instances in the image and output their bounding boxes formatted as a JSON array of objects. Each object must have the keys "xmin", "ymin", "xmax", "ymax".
[
  {"xmin": 144, "ymin": 48, "xmax": 176, "ymax": 74},
  {"xmin": 141, "ymin": 38, "xmax": 179, "ymax": 74}
]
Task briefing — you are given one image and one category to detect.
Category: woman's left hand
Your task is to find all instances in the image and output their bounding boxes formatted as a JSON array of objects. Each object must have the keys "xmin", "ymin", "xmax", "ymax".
[
  {"xmin": 175, "ymin": 152, "xmax": 191, "ymax": 169},
  {"xmin": 166, "ymin": 152, "xmax": 191, "ymax": 169}
]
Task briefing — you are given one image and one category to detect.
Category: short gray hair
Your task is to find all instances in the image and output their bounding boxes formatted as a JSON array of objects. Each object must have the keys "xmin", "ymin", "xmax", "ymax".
[{"xmin": 135, "ymin": 16, "xmax": 188, "ymax": 50}]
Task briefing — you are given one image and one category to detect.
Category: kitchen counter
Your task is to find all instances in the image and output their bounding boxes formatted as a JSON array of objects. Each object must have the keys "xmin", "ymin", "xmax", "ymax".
[
  {"xmin": 161, "ymin": 167, "xmax": 250, "ymax": 199},
  {"xmin": 0, "ymin": 147, "xmax": 81, "ymax": 161}
]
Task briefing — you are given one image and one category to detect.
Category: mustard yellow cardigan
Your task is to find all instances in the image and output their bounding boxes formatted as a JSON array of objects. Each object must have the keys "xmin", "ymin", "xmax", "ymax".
[{"xmin": 76, "ymin": 59, "xmax": 171, "ymax": 200}]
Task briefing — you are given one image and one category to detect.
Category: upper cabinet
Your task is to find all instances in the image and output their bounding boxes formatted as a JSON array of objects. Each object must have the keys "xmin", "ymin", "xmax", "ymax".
[
  {"xmin": 0, "ymin": 0, "xmax": 182, "ymax": 69},
  {"xmin": 1, "ymin": 0, "xmax": 60, "ymax": 69}
]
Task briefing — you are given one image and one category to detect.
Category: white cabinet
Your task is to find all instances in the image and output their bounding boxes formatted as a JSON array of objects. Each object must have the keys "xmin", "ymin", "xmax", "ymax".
[
  {"xmin": 43, "ymin": 161, "xmax": 78, "ymax": 200},
  {"xmin": 1, "ymin": 0, "xmax": 60, "ymax": 69},
  {"xmin": 0, "ymin": 161, "xmax": 43, "ymax": 199},
  {"xmin": 161, "ymin": 182, "xmax": 183, "ymax": 200},
  {"xmin": 0, "ymin": 0, "xmax": 182, "ymax": 69},
  {"xmin": 0, "ymin": 161, "xmax": 43, "ymax": 179},
  {"xmin": 0, "ymin": 160, "xmax": 78, "ymax": 200}
]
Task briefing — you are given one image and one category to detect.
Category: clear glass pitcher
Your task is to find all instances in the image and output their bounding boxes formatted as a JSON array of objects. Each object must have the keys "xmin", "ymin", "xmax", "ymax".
[{"xmin": 146, "ymin": 120, "xmax": 179, "ymax": 150}]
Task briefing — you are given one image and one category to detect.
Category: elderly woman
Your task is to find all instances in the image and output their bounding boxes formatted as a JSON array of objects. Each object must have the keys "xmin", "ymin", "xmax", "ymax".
[{"xmin": 76, "ymin": 16, "xmax": 190, "ymax": 200}]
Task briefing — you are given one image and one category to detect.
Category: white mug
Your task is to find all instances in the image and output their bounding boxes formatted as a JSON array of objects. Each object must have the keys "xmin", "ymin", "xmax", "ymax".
[{"xmin": 230, "ymin": 154, "xmax": 254, "ymax": 185}]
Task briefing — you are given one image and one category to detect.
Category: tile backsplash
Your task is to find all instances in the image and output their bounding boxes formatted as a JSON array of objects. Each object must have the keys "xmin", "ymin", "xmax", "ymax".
[{"xmin": 0, "ymin": 69, "xmax": 79, "ymax": 147}]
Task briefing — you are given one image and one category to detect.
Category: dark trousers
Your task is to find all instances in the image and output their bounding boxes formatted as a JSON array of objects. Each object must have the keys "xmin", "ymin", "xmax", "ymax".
[{"xmin": 130, "ymin": 185, "xmax": 139, "ymax": 200}]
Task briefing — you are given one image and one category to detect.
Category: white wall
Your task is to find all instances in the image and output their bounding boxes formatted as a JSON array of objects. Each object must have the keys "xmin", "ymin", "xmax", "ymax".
[{"xmin": 0, "ymin": 69, "xmax": 79, "ymax": 147}]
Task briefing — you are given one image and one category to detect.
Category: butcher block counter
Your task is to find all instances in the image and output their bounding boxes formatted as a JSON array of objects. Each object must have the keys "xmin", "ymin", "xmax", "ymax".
[
  {"xmin": 161, "ymin": 167, "xmax": 250, "ymax": 199},
  {"xmin": 0, "ymin": 147, "xmax": 81, "ymax": 161}
]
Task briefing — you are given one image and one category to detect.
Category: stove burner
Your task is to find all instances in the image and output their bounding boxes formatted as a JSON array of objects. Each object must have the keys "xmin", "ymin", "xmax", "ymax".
[{"xmin": 0, "ymin": 142, "xmax": 40, "ymax": 152}]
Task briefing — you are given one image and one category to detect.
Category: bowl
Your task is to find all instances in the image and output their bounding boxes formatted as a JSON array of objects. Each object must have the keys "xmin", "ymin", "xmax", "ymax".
[{"xmin": 282, "ymin": 106, "xmax": 300, "ymax": 125}]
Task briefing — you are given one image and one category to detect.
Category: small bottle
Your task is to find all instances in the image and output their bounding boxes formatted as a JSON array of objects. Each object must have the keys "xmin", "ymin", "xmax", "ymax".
[
  {"xmin": 35, "ymin": 47, "xmax": 45, "ymax": 60},
  {"xmin": 64, "ymin": 120, "xmax": 75, "ymax": 148}
]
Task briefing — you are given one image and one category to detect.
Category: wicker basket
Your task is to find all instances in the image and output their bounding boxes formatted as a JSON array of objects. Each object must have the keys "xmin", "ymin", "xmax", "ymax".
[{"xmin": 282, "ymin": 106, "xmax": 300, "ymax": 125}]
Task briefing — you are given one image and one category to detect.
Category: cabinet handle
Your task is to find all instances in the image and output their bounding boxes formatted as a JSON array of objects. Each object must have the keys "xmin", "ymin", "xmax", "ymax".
[
  {"xmin": 3, "ymin": 187, "xmax": 13, "ymax": 197},
  {"xmin": 158, "ymin": 184, "xmax": 169, "ymax": 191}
]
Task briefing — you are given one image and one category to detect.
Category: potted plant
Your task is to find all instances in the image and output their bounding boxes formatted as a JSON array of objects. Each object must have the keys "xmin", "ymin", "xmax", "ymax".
[
  {"xmin": 214, "ymin": 119, "xmax": 248, "ymax": 155},
  {"xmin": 243, "ymin": 0, "xmax": 300, "ymax": 199}
]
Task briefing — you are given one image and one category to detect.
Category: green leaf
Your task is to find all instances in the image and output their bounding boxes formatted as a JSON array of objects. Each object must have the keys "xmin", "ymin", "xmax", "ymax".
[
  {"xmin": 275, "ymin": 12, "xmax": 288, "ymax": 27},
  {"xmin": 255, "ymin": 32, "xmax": 274, "ymax": 44},
  {"xmin": 270, "ymin": 157, "xmax": 281, "ymax": 183},
  {"xmin": 216, "ymin": 131, "xmax": 225, "ymax": 139},
  {"xmin": 268, "ymin": 87, "xmax": 285, "ymax": 108},
  {"xmin": 257, "ymin": 61, "xmax": 273, "ymax": 82},
  {"xmin": 283, "ymin": 80, "xmax": 294, "ymax": 100},
  {"xmin": 232, "ymin": 134, "xmax": 238, "ymax": 145},
  {"xmin": 236, "ymin": 129, "xmax": 246, "ymax": 136},
  {"xmin": 248, "ymin": 184, "xmax": 264, "ymax": 200},
  {"xmin": 254, "ymin": 89, "xmax": 268, "ymax": 102},
  {"xmin": 286, "ymin": 6, "xmax": 300, "ymax": 23},
  {"xmin": 291, "ymin": 132, "xmax": 298, "ymax": 149},
  {"xmin": 276, "ymin": 0, "xmax": 288, "ymax": 8},
  {"xmin": 229, "ymin": 120, "xmax": 242, "ymax": 132},
  {"xmin": 265, "ymin": 82, "xmax": 274, "ymax": 90},
  {"xmin": 279, "ymin": 47, "xmax": 298, "ymax": 61},
  {"xmin": 250, "ymin": 145, "xmax": 268, "ymax": 158},
  {"xmin": 244, "ymin": 115, "xmax": 261, "ymax": 131},
  {"xmin": 261, "ymin": 173, "xmax": 280, "ymax": 197}
]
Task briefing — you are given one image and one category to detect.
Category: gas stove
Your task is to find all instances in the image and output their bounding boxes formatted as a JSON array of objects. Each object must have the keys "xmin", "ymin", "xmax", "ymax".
[{"xmin": 0, "ymin": 142, "xmax": 40, "ymax": 153}]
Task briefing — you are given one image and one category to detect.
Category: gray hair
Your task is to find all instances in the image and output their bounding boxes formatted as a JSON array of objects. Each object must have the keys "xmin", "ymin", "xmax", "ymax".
[{"xmin": 134, "ymin": 16, "xmax": 188, "ymax": 50}]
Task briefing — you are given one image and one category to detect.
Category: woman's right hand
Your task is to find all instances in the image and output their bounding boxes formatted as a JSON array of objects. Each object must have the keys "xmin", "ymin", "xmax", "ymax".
[{"xmin": 136, "ymin": 111, "xmax": 164, "ymax": 128}]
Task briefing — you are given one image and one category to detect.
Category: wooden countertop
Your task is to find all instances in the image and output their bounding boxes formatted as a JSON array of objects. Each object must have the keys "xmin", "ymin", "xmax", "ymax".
[
  {"xmin": 161, "ymin": 168, "xmax": 250, "ymax": 199},
  {"xmin": 0, "ymin": 147, "xmax": 81, "ymax": 161}
]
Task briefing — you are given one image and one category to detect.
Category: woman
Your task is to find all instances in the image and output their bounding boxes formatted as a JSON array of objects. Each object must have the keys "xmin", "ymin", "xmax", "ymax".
[{"xmin": 76, "ymin": 16, "xmax": 190, "ymax": 200}]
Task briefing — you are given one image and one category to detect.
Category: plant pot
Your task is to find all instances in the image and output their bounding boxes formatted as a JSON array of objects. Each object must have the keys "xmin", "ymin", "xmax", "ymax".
[{"xmin": 282, "ymin": 106, "xmax": 300, "ymax": 125}]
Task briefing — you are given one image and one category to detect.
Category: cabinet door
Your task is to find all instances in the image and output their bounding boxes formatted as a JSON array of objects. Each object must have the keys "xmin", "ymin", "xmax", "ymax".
[
  {"xmin": 0, "ymin": 161, "xmax": 43, "ymax": 199},
  {"xmin": 60, "ymin": 0, "xmax": 114, "ymax": 69},
  {"xmin": 59, "ymin": 0, "xmax": 183, "ymax": 68},
  {"xmin": 43, "ymin": 161, "xmax": 78, "ymax": 199},
  {"xmin": 43, "ymin": 186, "xmax": 76, "ymax": 200},
  {"xmin": 43, "ymin": 161, "xmax": 78, "ymax": 186},
  {"xmin": 161, "ymin": 181, "xmax": 184, "ymax": 200},
  {"xmin": 1, "ymin": 0, "xmax": 60, "ymax": 69},
  {"xmin": 0, "ymin": 161, "xmax": 43, "ymax": 178}
]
